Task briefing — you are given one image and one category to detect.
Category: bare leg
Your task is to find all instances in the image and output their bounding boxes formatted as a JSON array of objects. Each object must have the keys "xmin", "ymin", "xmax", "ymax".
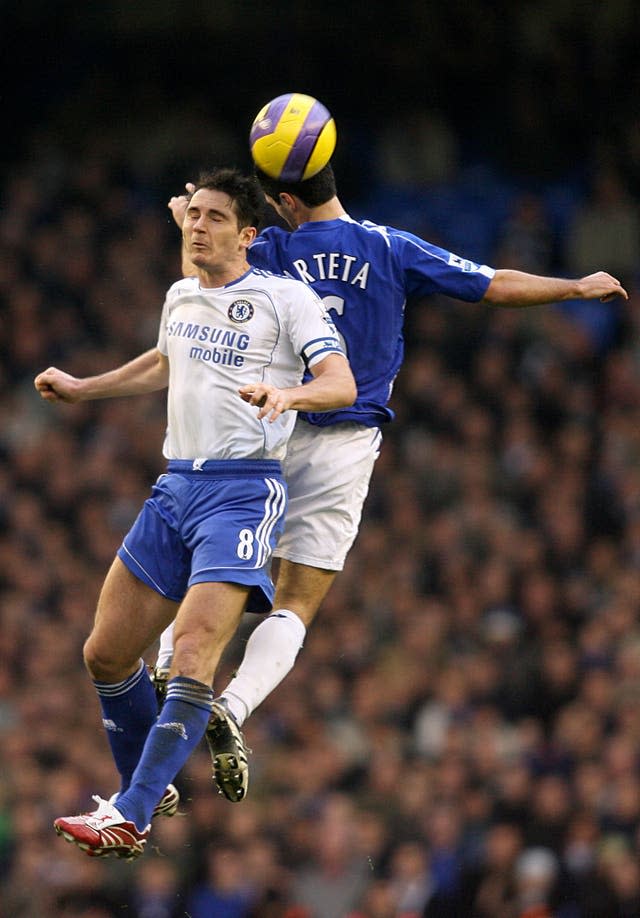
[
  {"xmin": 273, "ymin": 558, "xmax": 336, "ymax": 627},
  {"xmin": 171, "ymin": 581, "xmax": 248, "ymax": 685},
  {"xmin": 84, "ymin": 557, "xmax": 179, "ymax": 682}
]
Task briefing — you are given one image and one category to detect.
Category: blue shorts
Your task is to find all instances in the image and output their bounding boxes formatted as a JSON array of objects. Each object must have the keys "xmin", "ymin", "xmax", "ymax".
[{"xmin": 117, "ymin": 459, "xmax": 286, "ymax": 613}]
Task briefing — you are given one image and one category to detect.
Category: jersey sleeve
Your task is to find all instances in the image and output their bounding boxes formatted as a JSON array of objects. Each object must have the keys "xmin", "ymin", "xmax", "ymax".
[
  {"xmin": 156, "ymin": 297, "xmax": 170, "ymax": 356},
  {"xmin": 391, "ymin": 228, "xmax": 495, "ymax": 302},
  {"xmin": 285, "ymin": 284, "xmax": 345, "ymax": 370}
]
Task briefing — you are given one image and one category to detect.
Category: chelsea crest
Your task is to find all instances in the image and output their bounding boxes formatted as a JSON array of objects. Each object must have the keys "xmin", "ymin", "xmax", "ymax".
[{"xmin": 228, "ymin": 299, "xmax": 254, "ymax": 323}]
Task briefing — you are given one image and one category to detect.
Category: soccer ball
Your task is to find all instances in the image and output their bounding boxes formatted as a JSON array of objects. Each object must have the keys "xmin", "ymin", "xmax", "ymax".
[{"xmin": 249, "ymin": 93, "xmax": 337, "ymax": 183}]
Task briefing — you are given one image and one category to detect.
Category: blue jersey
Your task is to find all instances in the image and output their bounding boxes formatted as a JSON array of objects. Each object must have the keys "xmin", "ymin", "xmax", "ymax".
[{"xmin": 248, "ymin": 215, "xmax": 495, "ymax": 428}]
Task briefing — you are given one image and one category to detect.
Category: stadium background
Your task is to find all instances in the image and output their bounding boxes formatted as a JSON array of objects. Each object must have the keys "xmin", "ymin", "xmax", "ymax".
[{"xmin": 2, "ymin": 2, "xmax": 640, "ymax": 916}]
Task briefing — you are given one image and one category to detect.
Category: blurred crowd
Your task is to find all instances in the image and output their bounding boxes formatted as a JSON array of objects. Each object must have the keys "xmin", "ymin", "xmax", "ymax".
[{"xmin": 1, "ymin": 100, "xmax": 640, "ymax": 918}]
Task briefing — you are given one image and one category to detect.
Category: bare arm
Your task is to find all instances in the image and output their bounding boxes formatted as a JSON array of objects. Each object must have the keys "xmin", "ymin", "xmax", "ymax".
[
  {"xmin": 482, "ymin": 269, "xmax": 628, "ymax": 307},
  {"xmin": 168, "ymin": 182, "xmax": 198, "ymax": 278},
  {"xmin": 34, "ymin": 349, "xmax": 169, "ymax": 403},
  {"xmin": 239, "ymin": 353, "xmax": 357, "ymax": 422}
]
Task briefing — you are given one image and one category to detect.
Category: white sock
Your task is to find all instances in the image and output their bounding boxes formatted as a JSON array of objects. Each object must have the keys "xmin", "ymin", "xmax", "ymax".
[
  {"xmin": 156, "ymin": 622, "xmax": 175, "ymax": 671},
  {"xmin": 221, "ymin": 609, "xmax": 306, "ymax": 726}
]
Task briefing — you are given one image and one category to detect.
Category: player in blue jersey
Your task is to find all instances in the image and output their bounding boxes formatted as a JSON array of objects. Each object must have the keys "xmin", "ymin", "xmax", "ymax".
[
  {"xmin": 162, "ymin": 163, "xmax": 627, "ymax": 805},
  {"xmin": 35, "ymin": 168, "xmax": 355, "ymax": 860}
]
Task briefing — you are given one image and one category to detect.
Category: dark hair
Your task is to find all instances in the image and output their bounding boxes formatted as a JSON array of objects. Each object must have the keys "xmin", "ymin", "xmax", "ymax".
[
  {"xmin": 195, "ymin": 168, "xmax": 264, "ymax": 229},
  {"xmin": 254, "ymin": 163, "xmax": 337, "ymax": 207}
]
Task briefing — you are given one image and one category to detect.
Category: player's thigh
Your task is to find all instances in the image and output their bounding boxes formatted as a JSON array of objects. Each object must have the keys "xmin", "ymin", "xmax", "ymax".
[
  {"xmin": 171, "ymin": 581, "xmax": 250, "ymax": 685},
  {"xmin": 87, "ymin": 557, "xmax": 179, "ymax": 673},
  {"xmin": 274, "ymin": 560, "xmax": 337, "ymax": 627}
]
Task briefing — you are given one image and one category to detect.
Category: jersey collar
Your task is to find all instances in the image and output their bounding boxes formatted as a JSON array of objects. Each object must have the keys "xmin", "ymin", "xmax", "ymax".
[
  {"xmin": 198, "ymin": 267, "xmax": 254, "ymax": 291},
  {"xmin": 297, "ymin": 214, "xmax": 353, "ymax": 229}
]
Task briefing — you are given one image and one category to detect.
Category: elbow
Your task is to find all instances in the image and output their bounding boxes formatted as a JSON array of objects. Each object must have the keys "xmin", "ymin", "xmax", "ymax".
[
  {"xmin": 482, "ymin": 275, "xmax": 512, "ymax": 307},
  {"xmin": 483, "ymin": 270, "xmax": 535, "ymax": 308},
  {"xmin": 482, "ymin": 270, "xmax": 518, "ymax": 307}
]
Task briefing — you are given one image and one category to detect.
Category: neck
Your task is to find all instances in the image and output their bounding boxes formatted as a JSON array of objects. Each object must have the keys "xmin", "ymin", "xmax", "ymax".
[
  {"xmin": 299, "ymin": 196, "xmax": 346, "ymax": 225},
  {"xmin": 196, "ymin": 260, "xmax": 250, "ymax": 289}
]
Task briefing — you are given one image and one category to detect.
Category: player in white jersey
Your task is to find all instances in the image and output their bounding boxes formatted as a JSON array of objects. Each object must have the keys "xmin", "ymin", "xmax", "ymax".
[
  {"xmin": 34, "ymin": 168, "xmax": 355, "ymax": 860},
  {"xmin": 158, "ymin": 269, "xmax": 342, "ymax": 461},
  {"xmin": 161, "ymin": 162, "xmax": 627, "ymax": 806}
]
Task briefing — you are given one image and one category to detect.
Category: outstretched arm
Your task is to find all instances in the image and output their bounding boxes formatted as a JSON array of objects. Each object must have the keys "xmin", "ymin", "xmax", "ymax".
[
  {"xmin": 239, "ymin": 353, "xmax": 357, "ymax": 423},
  {"xmin": 34, "ymin": 348, "xmax": 169, "ymax": 404},
  {"xmin": 483, "ymin": 269, "xmax": 628, "ymax": 307}
]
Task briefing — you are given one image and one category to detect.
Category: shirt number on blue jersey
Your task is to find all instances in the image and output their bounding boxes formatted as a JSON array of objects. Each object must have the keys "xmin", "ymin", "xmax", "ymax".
[
  {"xmin": 321, "ymin": 294, "xmax": 345, "ymax": 316},
  {"xmin": 321, "ymin": 296, "xmax": 348, "ymax": 354},
  {"xmin": 236, "ymin": 528, "xmax": 255, "ymax": 560}
]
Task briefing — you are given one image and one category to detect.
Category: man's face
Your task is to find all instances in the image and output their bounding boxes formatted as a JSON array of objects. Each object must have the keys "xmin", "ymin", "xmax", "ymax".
[{"xmin": 183, "ymin": 188, "xmax": 253, "ymax": 274}]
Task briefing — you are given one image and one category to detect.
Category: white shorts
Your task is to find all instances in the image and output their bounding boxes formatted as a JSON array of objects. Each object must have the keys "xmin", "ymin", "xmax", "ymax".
[{"xmin": 274, "ymin": 418, "xmax": 382, "ymax": 571}]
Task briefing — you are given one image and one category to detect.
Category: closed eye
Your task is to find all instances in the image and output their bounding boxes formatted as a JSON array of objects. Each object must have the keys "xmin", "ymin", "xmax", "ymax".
[{"xmin": 187, "ymin": 207, "xmax": 227, "ymax": 223}]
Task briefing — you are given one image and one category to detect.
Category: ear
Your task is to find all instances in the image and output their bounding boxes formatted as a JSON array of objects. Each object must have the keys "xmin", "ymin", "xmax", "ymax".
[
  {"xmin": 240, "ymin": 225, "xmax": 257, "ymax": 248},
  {"xmin": 278, "ymin": 192, "xmax": 296, "ymax": 209}
]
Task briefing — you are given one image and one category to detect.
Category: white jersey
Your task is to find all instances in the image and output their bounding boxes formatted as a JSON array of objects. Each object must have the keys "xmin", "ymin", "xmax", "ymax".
[{"xmin": 157, "ymin": 268, "xmax": 344, "ymax": 461}]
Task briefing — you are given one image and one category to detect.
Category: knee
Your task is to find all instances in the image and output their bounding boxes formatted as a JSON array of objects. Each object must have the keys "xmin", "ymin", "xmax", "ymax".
[
  {"xmin": 171, "ymin": 630, "xmax": 218, "ymax": 685},
  {"xmin": 83, "ymin": 635, "xmax": 137, "ymax": 683}
]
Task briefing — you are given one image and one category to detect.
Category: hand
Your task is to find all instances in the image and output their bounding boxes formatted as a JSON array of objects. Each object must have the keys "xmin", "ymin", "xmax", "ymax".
[
  {"xmin": 34, "ymin": 367, "xmax": 83, "ymax": 403},
  {"xmin": 576, "ymin": 272, "xmax": 628, "ymax": 302},
  {"xmin": 168, "ymin": 182, "xmax": 196, "ymax": 229},
  {"xmin": 238, "ymin": 383, "xmax": 292, "ymax": 422}
]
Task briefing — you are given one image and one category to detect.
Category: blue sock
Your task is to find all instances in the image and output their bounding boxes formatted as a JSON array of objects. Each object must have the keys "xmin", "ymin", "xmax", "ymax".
[
  {"xmin": 115, "ymin": 676, "xmax": 213, "ymax": 829},
  {"xmin": 94, "ymin": 661, "xmax": 158, "ymax": 794}
]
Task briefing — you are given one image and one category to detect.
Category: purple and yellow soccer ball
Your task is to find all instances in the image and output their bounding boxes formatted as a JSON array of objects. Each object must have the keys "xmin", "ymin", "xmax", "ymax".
[{"xmin": 249, "ymin": 93, "xmax": 337, "ymax": 182}]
